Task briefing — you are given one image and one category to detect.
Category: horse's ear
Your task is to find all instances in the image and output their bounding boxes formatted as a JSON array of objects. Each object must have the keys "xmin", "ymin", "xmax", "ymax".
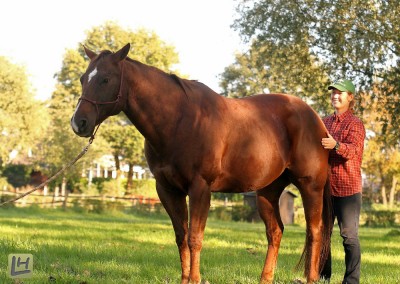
[
  {"xmin": 83, "ymin": 45, "xmax": 97, "ymax": 60},
  {"xmin": 113, "ymin": 43, "xmax": 130, "ymax": 62}
]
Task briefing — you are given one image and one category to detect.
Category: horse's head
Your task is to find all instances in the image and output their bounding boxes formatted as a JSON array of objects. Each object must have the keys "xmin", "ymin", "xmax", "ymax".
[{"xmin": 71, "ymin": 43, "xmax": 130, "ymax": 138}]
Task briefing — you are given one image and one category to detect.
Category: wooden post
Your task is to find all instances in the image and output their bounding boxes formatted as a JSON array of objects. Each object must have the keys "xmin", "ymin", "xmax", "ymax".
[
  {"xmin": 61, "ymin": 177, "xmax": 66, "ymax": 197},
  {"xmin": 63, "ymin": 190, "xmax": 69, "ymax": 209}
]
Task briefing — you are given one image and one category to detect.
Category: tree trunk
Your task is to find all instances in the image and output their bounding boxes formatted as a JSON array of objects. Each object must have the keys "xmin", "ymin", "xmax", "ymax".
[
  {"xmin": 389, "ymin": 176, "xmax": 398, "ymax": 209},
  {"xmin": 381, "ymin": 184, "xmax": 387, "ymax": 207},
  {"xmin": 113, "ymin": 152, "xmax": 121, "ymax": 179},
  {"xmin": 126, "ymin": 162, "xmax": 134, "ymax": 195},
  {"xmin": 62, "ymin": 190, "xmax": 69, "ymax": 210}
]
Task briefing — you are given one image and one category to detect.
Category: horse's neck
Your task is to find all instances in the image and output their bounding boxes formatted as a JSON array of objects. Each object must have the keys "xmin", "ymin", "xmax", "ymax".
[{"xmin": 122, "ymin": 60, "xmax": 193, "ymax": 149}]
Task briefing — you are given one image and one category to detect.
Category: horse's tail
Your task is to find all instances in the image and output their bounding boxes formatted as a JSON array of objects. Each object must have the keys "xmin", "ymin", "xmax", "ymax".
[{"xmin": 296, "ymin": 172, "xmax": 333, "ymax": 277}]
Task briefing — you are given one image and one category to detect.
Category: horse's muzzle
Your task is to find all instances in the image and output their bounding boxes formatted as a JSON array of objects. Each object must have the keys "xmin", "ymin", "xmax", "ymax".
[{"xmin": 70, "ymin": 117, "xmax": 92, "ymax": 138}]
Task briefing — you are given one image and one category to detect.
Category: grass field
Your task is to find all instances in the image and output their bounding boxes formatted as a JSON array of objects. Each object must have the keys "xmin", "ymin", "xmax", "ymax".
[{"xmin": 1, "ymin": 207, "xmax": 399, "ymax": 284}]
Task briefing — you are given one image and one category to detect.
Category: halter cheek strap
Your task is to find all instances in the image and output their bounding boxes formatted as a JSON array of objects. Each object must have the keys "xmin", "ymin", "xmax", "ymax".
[{"xmin": 78, "ymin": 62, "xmax": 125, "ymax": 142}]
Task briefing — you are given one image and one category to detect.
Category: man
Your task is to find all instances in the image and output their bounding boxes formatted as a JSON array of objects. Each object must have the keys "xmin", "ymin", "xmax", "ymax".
[{"xmin": 321, "ymin": 79, "xmax": 366, "ymax": 284}]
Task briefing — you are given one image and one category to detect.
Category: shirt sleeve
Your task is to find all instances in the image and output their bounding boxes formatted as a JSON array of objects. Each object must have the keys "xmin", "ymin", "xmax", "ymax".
[{"xmin": 336, "ymin": 119, "xmax": 365, "ymax": 160}]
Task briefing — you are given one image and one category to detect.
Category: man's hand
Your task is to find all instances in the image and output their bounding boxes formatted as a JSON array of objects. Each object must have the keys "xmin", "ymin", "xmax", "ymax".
[{"xmin": 321, "ymin": 132, "xmax": 337, "ymax": 150}]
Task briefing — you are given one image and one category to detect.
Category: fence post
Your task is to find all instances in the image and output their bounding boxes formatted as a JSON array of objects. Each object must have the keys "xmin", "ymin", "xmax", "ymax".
[
  {"xmin": 52, "ymin": 186, "xmax": 60, "ymax": 208},
  {"xmin": 63, "ymin": 190, "xmax": 69, "ymax": 209},
  {"xmin": 61, "ymin": 177, "xmax": 66, "ymax": 197}
]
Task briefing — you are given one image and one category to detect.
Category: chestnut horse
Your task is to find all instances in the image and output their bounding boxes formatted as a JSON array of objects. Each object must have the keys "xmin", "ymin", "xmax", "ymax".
[{"xmin": 71, "ymin": 44, "xmax": 332, "ymax": 283}]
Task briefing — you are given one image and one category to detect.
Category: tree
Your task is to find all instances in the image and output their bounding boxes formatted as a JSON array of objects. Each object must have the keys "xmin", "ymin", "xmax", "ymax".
[
  {"xmin": 361, "ymin": 90, "xmax": 400, "ymax": 207},
  {"xmin": 0, "ymin": 56, "xmax": 49, "ymax": 168},
  {"xmin": 230, "ymin": 0, "xmax": 400, "ymax": 131},
  {"xmin": 49, "ymin": 21, "xmax": 179, "ymax": 192},
  {"xmin": 101, "ymin": 117, "xmax": 145, "ymax": 194},
  {"xmin": 220, "ymin": 40, "xmax": 331, "ymax": 114},
  {"xmin": 363, "ymin": 137, "xmax": 400, "ymax": 207}
]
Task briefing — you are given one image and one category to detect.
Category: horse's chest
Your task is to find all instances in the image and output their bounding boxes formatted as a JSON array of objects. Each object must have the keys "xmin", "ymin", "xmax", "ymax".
[{"xmin": 151, "ymin": 164, "xmax": 190, "ymax": 193}]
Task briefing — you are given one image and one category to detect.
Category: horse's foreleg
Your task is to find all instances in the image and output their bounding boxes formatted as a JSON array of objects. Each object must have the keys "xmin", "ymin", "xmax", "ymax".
[
  {"xmin": 257, "ymin": 178, "xmax": 288, "ymax": 284},
  {"xmin": 156, "ymin": 184, "xmax": 190, "ymax": 284},
  {"xmin": 187, "ymin": 177, "xmax": 211, "ymax": 283}
]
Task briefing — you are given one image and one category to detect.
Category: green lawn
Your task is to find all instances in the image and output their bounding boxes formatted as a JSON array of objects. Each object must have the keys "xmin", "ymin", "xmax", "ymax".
[{"xmin": 0, "ymin": 207, "xmax": 399, "ymax": 283}]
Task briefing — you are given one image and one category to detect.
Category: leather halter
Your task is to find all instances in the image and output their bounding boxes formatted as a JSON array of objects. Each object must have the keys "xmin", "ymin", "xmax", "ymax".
[{"xmin": 78, "ymin": 62, "xmax": 125, "ymax": 142}]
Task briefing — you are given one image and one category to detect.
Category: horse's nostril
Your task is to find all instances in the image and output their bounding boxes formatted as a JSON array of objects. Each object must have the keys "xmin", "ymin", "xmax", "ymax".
[{"xmin": 79, "ymin": 119, "xmax": 87, "ymax": 129}]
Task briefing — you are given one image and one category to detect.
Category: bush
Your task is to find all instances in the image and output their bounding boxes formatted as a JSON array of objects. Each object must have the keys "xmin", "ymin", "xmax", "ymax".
[
  {"xmin": 0, "ymin": 194, "xmax": 15, "ymax": 208},
  {"xmin": 385, "ymin": 229, "xmax": 400, "ymax": 237},
  {"xmin": 2, "ymin": 164, "xmax": 31, "ymax": 188},
  {"xmin": 127, "ymin": 202, "xmax": 167, "ymax": 217},
  {"xmin": 294, "ymin": 208, "xmax": 306, "ymax": 226},
  {"xmin": 74, "ymin": 198, "xmax": 126, "ymax": 214},
  {"xmin": 127, "ymin": 179, "xmax": 157, "ymax": 198},
  {"xmin": 212, "ymin": 192, "xmax": 244, "ymax": 203},
  {"xmin": 209, "ymin": 206, "xmax": 232, "ymax": 221},
  {"xmin": 363, "ymin": 210, "xmax": 398, "ymax": 227},
  {"xmin": 102, "ymin": 178, "xmax": 125, "ymax": 197},
  {"xmin": 91, "ymin": 177, "xmax": 111, "ymax": 193},
  {"xmin": 75, "ymin": 178, "xmax": 99, "ymax": 195},
  {"xmin": 231, "ymin": 205, "xmax": 254, "ymax": 222},
  {"xmin": 0, "ymin": 177, "xmax": 13, "ymax": 191}
]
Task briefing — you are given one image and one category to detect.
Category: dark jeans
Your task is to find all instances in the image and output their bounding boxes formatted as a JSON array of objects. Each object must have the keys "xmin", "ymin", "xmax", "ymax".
[{"xmin": 321, "ymin": 193, "xmax": 362, "ymax": 284}]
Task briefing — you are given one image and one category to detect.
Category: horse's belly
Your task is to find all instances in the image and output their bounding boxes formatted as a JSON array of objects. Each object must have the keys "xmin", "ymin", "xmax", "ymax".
[{"xmin": 209, "ymin": 157, "xmax": 286, "ymax": 193}]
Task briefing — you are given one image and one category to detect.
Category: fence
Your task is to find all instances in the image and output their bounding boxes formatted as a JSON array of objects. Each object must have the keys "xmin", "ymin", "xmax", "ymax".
[
  {"xmin": 4, "ymin": 189, "xmax": 398, "ymax": 226},
  {"xmin": 0, "ymin": 190, "xmax": 161, "ymax": 211},
  {"xmin": 0, "ymin": 189, "xmax": 253, "ymax": 221}
]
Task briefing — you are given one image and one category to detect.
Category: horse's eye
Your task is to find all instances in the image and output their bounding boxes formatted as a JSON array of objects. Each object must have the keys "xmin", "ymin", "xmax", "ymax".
[{"xmin": 102, "ymin": 78, "xmax": 109, "ymax": 84}]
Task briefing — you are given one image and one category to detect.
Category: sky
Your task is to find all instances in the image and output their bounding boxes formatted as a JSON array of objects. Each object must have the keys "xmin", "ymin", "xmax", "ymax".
[{"xmin": 0, "ymin": 0, "xmax": 246, "ymax": 101}]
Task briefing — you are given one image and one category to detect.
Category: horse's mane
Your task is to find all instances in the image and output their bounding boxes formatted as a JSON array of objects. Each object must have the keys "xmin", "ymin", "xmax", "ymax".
[
  {"xmin": 124, "ymin": 56, "xmax": 214, "ymax": 99},
  {"xmin": 169, "ymin": 74, "xmax": 192, "ymax": 99},
  {"xmin": 98, "ymin": 50, "xmax": 206, "ymax": 94}
]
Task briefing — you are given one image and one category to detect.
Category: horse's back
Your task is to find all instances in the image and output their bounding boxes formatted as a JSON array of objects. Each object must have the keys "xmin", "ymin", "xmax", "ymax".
[
  {"xmin": 215, "ymin": 93, "xmax": 328, "ymax": 189},
  {"xmin": 238, "ymin": 93, "xmax": 328, "ymax": 161},
  {"xmin": 225, "ymin": 93, "xmax": 326, "ymax": 143},
  {"xmin": 242, "ymin": 93, "xmax": 329, "ymax": 178}
]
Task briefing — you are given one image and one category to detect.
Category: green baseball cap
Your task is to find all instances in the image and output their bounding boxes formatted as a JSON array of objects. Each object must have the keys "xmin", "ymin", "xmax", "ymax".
[{"xmin": 328, "ymin": 79, "xmax": 356, "ymax": 94}]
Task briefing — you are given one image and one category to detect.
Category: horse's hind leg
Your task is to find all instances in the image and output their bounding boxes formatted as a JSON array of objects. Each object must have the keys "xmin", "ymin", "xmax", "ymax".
[
  {"xmin": 156, "ymin": 183, "xmax": 190, "ymax": 284},
  {"xmin": 257, "ymin": 175, "xmax": 290, "ymax": 284},
  {"xmin": 295, "ymin": 176, "xmax": 325, "ymax": 283},
  {"xmin": 187, "ymin": 176, "xmax": 211, "ymax": 283}
]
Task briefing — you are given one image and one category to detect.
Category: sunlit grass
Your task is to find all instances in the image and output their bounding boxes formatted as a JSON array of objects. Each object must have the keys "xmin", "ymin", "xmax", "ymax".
[{"xmin": 0, "ymin": 207, "xmax": 399, "ymax": 283}]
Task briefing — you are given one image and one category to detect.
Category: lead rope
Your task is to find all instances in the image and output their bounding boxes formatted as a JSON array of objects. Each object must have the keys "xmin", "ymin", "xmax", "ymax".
[{"xmin": 0, "ymin": 137, "xmax": 95, "ymax": 207}]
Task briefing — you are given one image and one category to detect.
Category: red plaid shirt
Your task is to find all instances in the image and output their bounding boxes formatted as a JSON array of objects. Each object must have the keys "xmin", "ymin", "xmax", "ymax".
[{"xmin": 323, "ymin": 110, "xmax": 366, "ymax": 197}]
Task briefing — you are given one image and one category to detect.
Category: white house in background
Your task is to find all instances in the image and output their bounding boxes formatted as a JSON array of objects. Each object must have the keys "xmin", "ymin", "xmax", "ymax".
[
  {"xmin": 82, "ymin": 154, "xmax": 152, "ymax": 182},
  {"xmin": 8, "ymin": 148, "xmax": 33, "ymax": 165}
]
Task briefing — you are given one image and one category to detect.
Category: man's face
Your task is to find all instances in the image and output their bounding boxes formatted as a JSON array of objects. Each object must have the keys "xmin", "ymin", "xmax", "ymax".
[{"xmin": 331, "ymin": 88, "xmax": 353, "ymax": 113}]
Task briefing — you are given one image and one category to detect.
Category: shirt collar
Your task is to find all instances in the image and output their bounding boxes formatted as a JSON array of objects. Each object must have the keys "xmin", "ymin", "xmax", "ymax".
[{"xmin": 334, "ymin": 110, "xmax": 352, "ymax": 122}]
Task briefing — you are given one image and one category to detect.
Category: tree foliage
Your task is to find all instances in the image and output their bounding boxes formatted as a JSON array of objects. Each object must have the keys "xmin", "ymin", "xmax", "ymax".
[
  {"xmin": 363, "ymin": 136, "xmax": 400, "ymax": 205},
  {"xmin": 0, "ymin": 56, "xmax": 49, "ymax": 167},
  {"xmin": 220, "ymin": 40, "xmax": 331, "ymax": 113},
  {"xmin": 225, "ymin": 0, "xmax": 399, "ymax": 128},
  {"xmin": 361, "ymin": 90, "xmax": 400, "ymax": 206}
]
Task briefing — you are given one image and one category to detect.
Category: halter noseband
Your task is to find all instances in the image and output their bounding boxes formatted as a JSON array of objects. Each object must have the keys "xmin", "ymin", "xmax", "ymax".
[{"xmin": 78, "ymin": 62, "xmax": 125, "ymax": 142}]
